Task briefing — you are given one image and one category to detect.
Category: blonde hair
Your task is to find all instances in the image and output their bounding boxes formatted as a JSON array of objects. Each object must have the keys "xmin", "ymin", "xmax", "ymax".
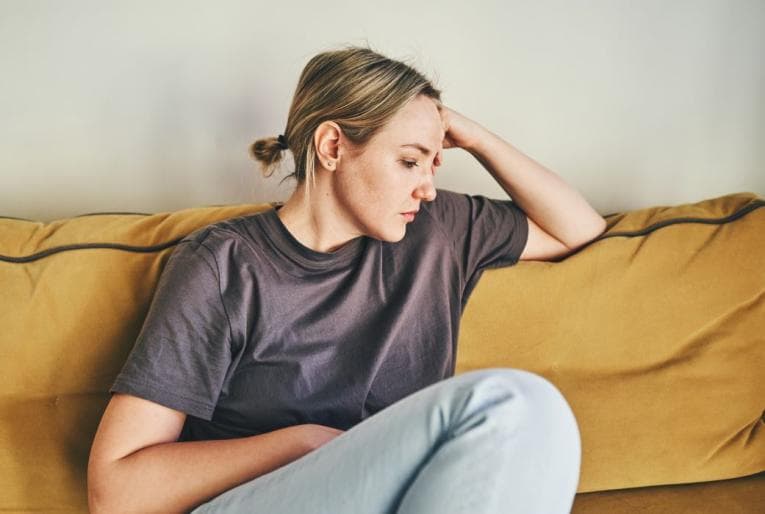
[{"xmin": 249, "ymin": 42, "xmax": 442, "ymax": 204}]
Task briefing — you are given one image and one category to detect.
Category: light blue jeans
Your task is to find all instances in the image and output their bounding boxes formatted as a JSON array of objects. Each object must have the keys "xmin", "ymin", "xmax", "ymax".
[{"xmin": 190, "ymin": 368, "xmax": 582, "ymax": 514}]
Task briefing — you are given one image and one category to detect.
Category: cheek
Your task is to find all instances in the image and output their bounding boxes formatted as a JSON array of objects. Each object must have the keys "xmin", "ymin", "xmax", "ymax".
[
  {"xmin": 358, "ymin": 166, "xmax": 402, "ymax": 200},
  {"xmin": 341, "ymin": 160, "xmax": 410, "ymax": 214},
  {"xmin": 342, "ymin": 177, "xmax": 385, "ymax": 217}
]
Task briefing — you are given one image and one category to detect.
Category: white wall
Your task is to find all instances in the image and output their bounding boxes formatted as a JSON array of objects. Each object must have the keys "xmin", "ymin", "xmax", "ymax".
[{"xmin": 1, "ymin": 0, "xmax": 763, "ymax": 222}]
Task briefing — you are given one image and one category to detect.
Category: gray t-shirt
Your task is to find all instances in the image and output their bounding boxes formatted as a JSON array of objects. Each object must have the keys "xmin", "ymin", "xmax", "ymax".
[{"xmin": 109, "ymin": 188, "xmax": 529, "ymax": 442}]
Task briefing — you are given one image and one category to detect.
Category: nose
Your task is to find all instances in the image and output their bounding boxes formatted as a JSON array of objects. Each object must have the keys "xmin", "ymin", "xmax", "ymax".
[{"xmin": 414, "ymin": 175, "xmax": 437, "ymax": 203}]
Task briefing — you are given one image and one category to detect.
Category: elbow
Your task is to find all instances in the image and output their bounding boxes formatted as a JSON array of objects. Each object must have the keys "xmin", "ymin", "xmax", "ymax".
[
  {"xmin": 88, "ymin": 494, "xmax": 109, "ymax": 514},
  {"xmin": 87, "ymin": 465, "xmax": 110, "ymax": 514},
  {"xmin": 88, "ymin": 482, "xmax": 109, "ymax": 514},
  {"xmin": 88, "ymin": 453, "xmax": 122, "ymax": 514},
  {"xmin": 88, "ymin": 471, "xmax": 126, "ymax": 514},
  {"xmin": 585, "ymin": 217, "xmax": 608, "ymax": 240},
  {"xmin": 592, "ymin": 217, "xmax": 608, "ymax": 238},
  {"xmin": 565, "ymin": 218, "xmax": 607, "ymax": 250}
]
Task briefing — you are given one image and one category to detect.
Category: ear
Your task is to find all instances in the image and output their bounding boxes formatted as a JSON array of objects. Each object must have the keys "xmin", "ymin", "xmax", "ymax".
[{"xmin": 314, "ymin": 121, "xmax": 342, "ymax": 169}]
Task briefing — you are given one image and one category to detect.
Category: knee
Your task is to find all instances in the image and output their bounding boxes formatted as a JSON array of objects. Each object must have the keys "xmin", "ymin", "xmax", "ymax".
[{"xmin": 452, "ymin": 368, "xmax": 581, "ymax": 447}]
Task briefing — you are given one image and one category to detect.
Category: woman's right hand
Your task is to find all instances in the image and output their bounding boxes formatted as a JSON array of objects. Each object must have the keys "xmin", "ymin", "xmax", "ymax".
[{"xmin": 294, "ymin": 423, "xmax": 346, "ymax": 452}]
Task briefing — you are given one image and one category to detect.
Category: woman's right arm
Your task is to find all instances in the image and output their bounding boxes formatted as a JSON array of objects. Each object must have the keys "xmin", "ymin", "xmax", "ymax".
[{"xmin": 87, "ymin": 393, "xmax": 343, "ymax": 514}]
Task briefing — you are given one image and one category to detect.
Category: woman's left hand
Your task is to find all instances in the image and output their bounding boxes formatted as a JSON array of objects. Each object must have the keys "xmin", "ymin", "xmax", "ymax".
[{"xmin": 436, "ymin": 102, "xmax": 486, "ymax": 152}]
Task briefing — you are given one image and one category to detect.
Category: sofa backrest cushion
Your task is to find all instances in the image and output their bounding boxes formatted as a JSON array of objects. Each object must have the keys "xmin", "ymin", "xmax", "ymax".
[{"xmin": 457, "ymin": 191, "xmax": 765, "ymax": 492}]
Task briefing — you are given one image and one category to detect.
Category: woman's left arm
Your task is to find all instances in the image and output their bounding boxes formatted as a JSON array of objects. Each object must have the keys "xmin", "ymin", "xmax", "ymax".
[{"xmin": 437, "ymin": 103, "xmax": 607, "ymax": 249}]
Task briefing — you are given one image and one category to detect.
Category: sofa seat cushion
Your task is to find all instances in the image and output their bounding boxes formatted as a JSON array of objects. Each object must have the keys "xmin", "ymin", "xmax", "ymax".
[
  {"xmin": 572, "ymin": 470, "xmax": 764, "ymax": 514},
  {"xmin": 457, "ymin": 191, "xmax": 765, "ymax": 492}
]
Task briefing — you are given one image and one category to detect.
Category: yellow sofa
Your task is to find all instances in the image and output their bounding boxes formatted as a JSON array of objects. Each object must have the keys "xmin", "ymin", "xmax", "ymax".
[{"xmin": 1, "ymin": 191, "xmax": 763, "ymax": 513}]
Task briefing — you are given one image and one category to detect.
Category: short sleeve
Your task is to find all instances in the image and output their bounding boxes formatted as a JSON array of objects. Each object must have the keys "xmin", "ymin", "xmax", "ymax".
[
  {"xmin": 424, "ymin": 187, "xmax": 529, "ymax": 279},
  {"xmin": 109, "ymin": 234, "xmax": 233, "ymax": 421}
]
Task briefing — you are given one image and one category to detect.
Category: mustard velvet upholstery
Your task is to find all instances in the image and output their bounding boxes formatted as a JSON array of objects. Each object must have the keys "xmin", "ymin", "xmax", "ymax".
[
  {"xmin": 0, "ymin": 193, "xmax": 763, "ymax": 512},
  {"xmin": 571, "ymin": 470, "xmax": 765, "ymax": 514},
  {"xmin": 457, "ymin": 191, "xmax": 765, "ymax": 492},
  {"xmin": 0, "ymin": 203, "xmax": 275, "ymax": 511}
]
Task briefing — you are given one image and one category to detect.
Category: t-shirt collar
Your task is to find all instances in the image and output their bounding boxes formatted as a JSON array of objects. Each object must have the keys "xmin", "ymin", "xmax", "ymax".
[{"xmin": 258, "ymin": 206, "xmax": 368, "ymax": 271}]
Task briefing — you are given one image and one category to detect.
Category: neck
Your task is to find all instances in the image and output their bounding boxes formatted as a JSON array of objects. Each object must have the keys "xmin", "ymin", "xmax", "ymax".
[{"xmin": 276, "ymin": 181, "xmax": 362, "ymax": 253}]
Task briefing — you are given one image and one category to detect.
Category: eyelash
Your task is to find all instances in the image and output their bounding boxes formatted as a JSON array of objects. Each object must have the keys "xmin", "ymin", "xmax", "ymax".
[{"xmin": 402, "ymin": 160, "xmax": 419, "ymax": 169}]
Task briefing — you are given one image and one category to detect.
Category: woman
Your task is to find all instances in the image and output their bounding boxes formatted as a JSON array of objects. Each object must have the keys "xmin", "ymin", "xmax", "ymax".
[{"xmin": 88, "ymin": 44, "xmax": 603, "ymax": 513}]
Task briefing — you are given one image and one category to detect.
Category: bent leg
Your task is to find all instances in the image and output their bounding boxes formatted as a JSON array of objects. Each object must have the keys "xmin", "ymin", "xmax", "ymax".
[
  {"xmin": 190, "ymin": 368, "xmax": 581, "ymax": 514},
  {"xmin": 394, "ymin": 368, "xmax": 581, "ymax": 514}
]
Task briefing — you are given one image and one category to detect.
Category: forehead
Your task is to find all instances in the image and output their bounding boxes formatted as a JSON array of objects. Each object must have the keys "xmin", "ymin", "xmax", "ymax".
[{"xmin": 378, "ymin": 96, "xmax": 444, "ymax": 149}]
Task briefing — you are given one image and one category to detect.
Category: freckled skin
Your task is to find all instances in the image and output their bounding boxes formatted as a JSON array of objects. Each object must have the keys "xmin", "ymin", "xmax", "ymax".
[{"xmin": 332, "ymin": 95, "xmax": 445, "ymax": 243}]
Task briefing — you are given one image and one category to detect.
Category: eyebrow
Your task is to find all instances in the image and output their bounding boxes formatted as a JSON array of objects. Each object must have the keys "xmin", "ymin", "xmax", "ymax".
[{"xmin": 400, "ymin": 143, "xmax": 434, "ymax": 156}]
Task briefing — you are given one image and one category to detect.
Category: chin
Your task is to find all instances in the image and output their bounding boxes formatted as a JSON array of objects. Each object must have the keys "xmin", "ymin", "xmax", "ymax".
[
  {"xmin": 364, "ymin": 214, "xmax": 409, "ymax": 242},
  {"xmin": 390, "ymin": 225, "xmax": 408, "ymax": 242},
  {"xmin": 388, "ymin": 231, "xmax": 407, "ymax": 243},
  {"xmin": 373, "ymin": 225, "xmax": 407, "ymax": 243}
]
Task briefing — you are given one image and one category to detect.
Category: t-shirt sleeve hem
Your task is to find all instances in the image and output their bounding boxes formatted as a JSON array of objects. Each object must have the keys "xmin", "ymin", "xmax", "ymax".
[
  {"xmin": 506, "ymin": 209, "xmax": 529, "ymax": 265},
  {"xmin": 473, "ymin": 206, "xmax": 529, "ymax": 270},
  {"xmin": 109, "ymin": 378, "xmax": 215, "ymax": 421}
]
